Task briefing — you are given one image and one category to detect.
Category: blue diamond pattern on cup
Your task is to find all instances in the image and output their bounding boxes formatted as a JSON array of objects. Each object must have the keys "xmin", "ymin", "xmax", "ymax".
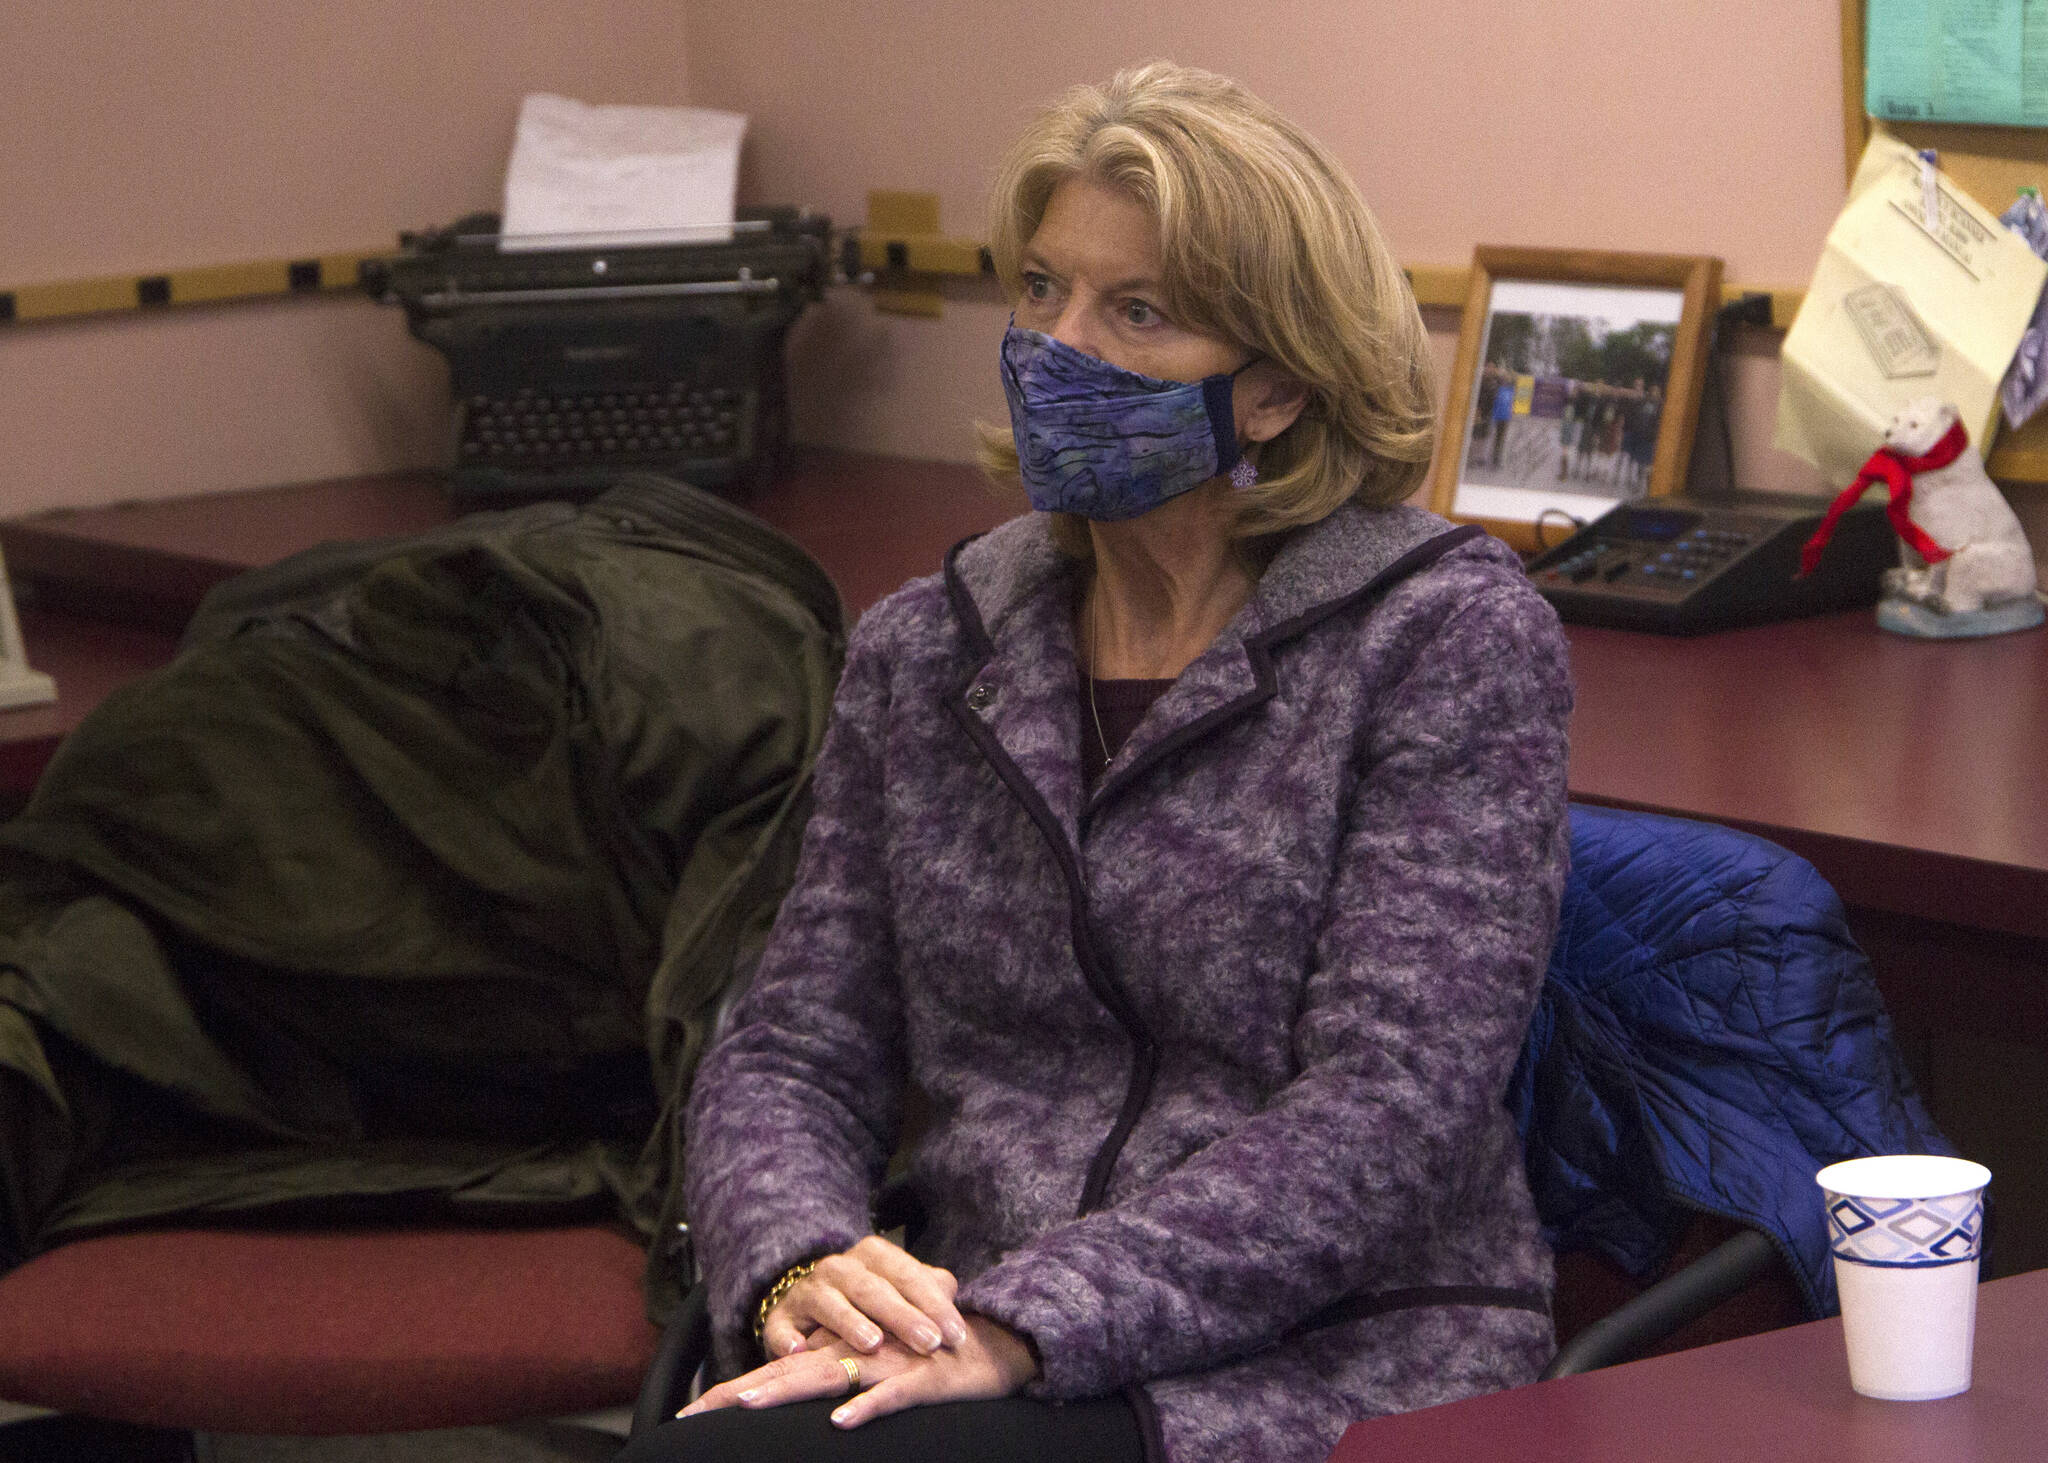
[
  {"xmin": 1825, "ymin": 1189, "xmax": 1984, "ymax": 1268},
  {"xmin": 1927, "ymin": 1227, "xmax": 1979, "ymax": 1260},
  {"xmin": 1892, "ymin": 1209, "xmax": 1951, "ymax": 1246}
]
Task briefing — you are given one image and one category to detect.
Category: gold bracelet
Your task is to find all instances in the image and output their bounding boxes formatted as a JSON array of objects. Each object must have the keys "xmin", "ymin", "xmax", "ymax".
[{"xmin": 753, "ymin": 1259, "xmax": 817, "ymax": 1341}]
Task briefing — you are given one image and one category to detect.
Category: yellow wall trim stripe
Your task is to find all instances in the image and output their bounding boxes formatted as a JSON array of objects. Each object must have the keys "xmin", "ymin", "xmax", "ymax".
[
  {"xmin": 1, "ymin": 252, "xmax": 381, "ymax": 325},
  {"xmin": 2, "ymin": 243, "xmax": 1804, "ymax": 330}
]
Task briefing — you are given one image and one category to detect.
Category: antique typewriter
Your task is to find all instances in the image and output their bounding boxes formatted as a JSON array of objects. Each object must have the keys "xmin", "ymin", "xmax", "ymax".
[{"xmin": 361, "ymin": 208, "xmax": 831, "ymax": 504}]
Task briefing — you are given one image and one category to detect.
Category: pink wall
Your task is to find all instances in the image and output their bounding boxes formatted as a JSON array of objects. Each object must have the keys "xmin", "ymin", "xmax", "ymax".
[
  {"xmin": 6, "ymin": 0, "xmax": 2038, "ymax": 539},
  {"xmin": 0, "ymin": 0, "xmax": 692, "ymax": 513},
  {"xmin": 688, "ymin": 0, "xmax": 1850, "ymax": 501}
]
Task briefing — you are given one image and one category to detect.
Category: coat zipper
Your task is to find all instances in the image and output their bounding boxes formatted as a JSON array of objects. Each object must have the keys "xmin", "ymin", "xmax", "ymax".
[
  {"xmin": 944, "ymin": 679, "xmax": 1157, "ymax": 1216},
  {"xmin": 939, "ymin": 522, "xmax": 1483, "ymax": 1217}
]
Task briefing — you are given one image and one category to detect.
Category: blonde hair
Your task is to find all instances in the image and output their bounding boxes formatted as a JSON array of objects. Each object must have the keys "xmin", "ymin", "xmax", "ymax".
[{"xmin": 978, "ymin": 61, "xmax": 1437, "ymax": 545}]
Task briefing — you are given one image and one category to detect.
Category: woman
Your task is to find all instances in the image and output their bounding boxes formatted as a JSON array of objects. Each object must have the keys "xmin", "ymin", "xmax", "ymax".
[{"xmin": 623, "ymin": 61, "xmax": 1572, "ymax": 1463}]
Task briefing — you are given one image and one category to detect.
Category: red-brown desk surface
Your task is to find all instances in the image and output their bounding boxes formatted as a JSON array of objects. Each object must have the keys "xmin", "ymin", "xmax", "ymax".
[
  {"xmin": 0, "ymin": 454, "xmax": 1016, "ymax": 797},
  {"xmin": 1326, "ymin": 1267, "xmax": 2048, "ymax": 1463},
  {"xmin": 4, "ymin": 461, "xmax": 2047, "ymax": 1264},
  {"xmin": 1566, "ymin": 615, "xmax": 2048, "ymax": 943},
  {"xmin": 6, "ymin": 458, "xmax": 2043, "ymax": 940}
]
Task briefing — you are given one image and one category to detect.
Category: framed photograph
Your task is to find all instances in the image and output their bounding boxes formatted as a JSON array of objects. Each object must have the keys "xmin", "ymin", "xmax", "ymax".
[{"xmin": 1431, "ymin": 247, "xmax": 1722, "ymax": 554}]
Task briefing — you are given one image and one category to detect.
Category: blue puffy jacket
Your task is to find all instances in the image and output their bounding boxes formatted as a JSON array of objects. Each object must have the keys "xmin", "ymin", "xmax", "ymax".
[{"xmin": 1509, "ymin": 805, "xmax": 1953, "ymax": 1318}]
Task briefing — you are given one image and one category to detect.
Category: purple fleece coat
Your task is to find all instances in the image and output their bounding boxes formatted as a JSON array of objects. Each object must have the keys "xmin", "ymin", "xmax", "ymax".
[{"xmin": 684, "ymin": 501, "xmax": 1574, "ymax": 1462}]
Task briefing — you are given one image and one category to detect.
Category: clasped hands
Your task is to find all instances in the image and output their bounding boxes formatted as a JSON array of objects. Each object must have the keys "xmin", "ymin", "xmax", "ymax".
[{"xmin": 676, "ymin": 1234, "xmax": 1039, "ymax": 1430}]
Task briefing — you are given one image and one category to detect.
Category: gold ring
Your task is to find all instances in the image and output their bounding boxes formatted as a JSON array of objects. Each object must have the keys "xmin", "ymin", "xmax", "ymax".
[{"xmin": 839, "ymin": 1355, "xmax": 862, "ymax": 1394}]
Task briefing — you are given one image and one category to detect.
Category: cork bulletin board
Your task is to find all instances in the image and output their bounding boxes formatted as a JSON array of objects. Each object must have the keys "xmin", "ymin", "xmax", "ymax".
[{"xmin": 1842, "ymin": 0, "xmax": 2048, "ymax": 481}]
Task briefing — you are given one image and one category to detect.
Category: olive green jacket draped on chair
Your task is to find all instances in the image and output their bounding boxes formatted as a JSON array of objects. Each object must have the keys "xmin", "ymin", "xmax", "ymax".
[{"xmin": 0, "ymin": 475, "xmax": 844, "ymax": 1314}]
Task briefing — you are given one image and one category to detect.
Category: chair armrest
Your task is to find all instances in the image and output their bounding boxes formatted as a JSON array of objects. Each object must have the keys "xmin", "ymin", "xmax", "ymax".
[
  {"xmin": 627, "ymin": 1175, "xmax": 924, "ymax": 1440},
  {"xmin": 1540, "ymin": 1227, "xmax": 1782, "ymax": 1380},
  {"xmin": 630, "ymin": 1272, "xmax": 710, "ymax": 1440}
]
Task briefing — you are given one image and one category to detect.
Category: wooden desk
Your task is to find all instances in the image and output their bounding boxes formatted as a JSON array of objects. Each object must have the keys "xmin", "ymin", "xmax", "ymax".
[
  {"xmin": 3, "ymin": 458, "xmax": 2044, "ymax": 1265},
  {"xmin": 11, "ymin": 462, "xmax": 2041, "ymax": 934},
  {"xmin": 0, "ymin": 609, "xmax": 180, "ymax": 797},
  {"xmin": 1560, "ymin": 613, "xmax": 2048, "ymax": 1278},
  {"xmin": 1566, "ymin": 615, "xmax": 2048, "ymax": 944},
  {"xmin": 0, "ymin": 455, "xmax": 1013, "ymax": 797},
  {"xmin": 1326, "ymin": 1267, "xmax": 2048, "ymax": 1463}
]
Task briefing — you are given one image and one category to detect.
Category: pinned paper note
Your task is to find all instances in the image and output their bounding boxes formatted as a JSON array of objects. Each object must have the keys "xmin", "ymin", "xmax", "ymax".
[
  {"xmin": 1867, "ymin": 0, "xmax": 2048, "ymax": 128},
  {"xmin": 499, "ymin": 94, "xmax": 746, "ymax": 251},
  {"xmin": 1774, "ymin": 135, "xmax": 2048, "ymax": 486}
]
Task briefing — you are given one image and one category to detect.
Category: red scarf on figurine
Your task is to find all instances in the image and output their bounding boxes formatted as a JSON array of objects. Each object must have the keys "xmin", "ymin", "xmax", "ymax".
[{"xmin": 1800, "ymin": 419, "xmax": 1966, "ymax": 576}]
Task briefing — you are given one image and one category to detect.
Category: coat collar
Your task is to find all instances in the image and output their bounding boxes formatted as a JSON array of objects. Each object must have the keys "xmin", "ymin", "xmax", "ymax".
[
  {"xmin": 941, "ymin": 505, "xmax": 1484, "ymax": 825},
  {"xmin": 944, "ymin": 502, "xmax": 1478, "ymax": 657}
]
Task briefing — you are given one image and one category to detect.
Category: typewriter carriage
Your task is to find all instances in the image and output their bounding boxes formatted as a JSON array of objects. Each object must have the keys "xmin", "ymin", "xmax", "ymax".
[{"xmin": 364, "ymin": 209, "xmax": 830, "ymax": 506}]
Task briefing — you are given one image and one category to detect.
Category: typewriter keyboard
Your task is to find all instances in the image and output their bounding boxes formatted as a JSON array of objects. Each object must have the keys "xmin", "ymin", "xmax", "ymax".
[{"xmin": 457, "ymin": 383, "xmax": 746, "ymax": 467}]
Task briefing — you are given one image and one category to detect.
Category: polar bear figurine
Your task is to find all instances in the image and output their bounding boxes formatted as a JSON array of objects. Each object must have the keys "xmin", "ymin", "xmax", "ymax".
[{"xmin": 1876, "ymin": 397, "xmax": 2039, "ymax": 617}]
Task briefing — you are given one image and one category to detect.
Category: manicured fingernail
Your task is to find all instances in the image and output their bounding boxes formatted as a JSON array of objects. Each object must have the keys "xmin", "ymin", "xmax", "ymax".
[
  {"xmin": 832, "ymin": 1406, "xmax": 854, "ymax": 1426},
  {"xmin": 858, "ymin": 1324, "xmax": 883, "ymax": 1349},
  {"xmin": 943, "ymin": 1319, "xmax": 969, "ymax": 1346},
  {"xmin": 736, "ymin": 1389, "xmax": 759, "ymax": 1404},
  {"xmin": 913, "ymin": 1325, "xmax": 942, "ymax": 1353}
]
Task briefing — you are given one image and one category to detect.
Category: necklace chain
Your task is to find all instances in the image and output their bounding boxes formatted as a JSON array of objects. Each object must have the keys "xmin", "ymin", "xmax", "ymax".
[{"xmin": 1087, "ymin": 588, "xmax": 1110, "ymax": 769}]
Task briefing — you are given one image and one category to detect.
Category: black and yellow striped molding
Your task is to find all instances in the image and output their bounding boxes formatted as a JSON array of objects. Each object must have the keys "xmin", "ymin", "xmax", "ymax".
[
  {"xmin": 0, "ymin": 251, "xmax": 383, "ymax": 326},
  {"xmin": 7, "ymin": 238, "xmax": 2023, "ymax": 479},
  {"xmin": 845, "ymin": 243, "xmax": 1804, "ymax": 328},
  {"xmin": 1402, "ymin": 266, "xmax": 1804, "ymax": 329},
  {"xmin": 1, "ymin": 240, "xmax": 1803, "ymax": 331}
]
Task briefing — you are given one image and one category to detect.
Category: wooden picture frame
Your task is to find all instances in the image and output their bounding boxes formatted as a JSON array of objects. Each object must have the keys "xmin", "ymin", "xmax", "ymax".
[{"xmin": 1430, "ymin": 246, "xmax": 1722, "ymax": 555}]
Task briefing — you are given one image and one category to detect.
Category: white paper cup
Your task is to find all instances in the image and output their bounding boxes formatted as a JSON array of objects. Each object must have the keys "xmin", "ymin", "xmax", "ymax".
[{"xmin": 1816, "ymin": 1154, "xmax": 1991, "ymax": 1401}]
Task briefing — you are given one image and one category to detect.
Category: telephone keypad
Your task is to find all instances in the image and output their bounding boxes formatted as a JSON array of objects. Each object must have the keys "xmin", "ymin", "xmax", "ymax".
[{"xmin": 1536, "ymin": 521, "xmax": 1760, "ymax": 593}]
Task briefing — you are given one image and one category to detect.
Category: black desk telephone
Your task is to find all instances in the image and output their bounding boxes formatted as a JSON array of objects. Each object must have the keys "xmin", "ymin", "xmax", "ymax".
[{"xmin": 1525, "ymin": 492, "xmax": 1895, "ymax": 635}]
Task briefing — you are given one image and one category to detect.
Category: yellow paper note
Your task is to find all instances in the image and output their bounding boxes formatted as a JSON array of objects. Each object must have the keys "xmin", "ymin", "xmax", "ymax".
[{"xmin": 1775, "ymin": 135, "xmax": 2048, "ymax": 484}]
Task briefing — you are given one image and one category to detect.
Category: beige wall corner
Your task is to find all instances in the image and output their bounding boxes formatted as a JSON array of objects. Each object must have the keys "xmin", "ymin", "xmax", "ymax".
[
  {"xmin": 1, "ymin": 1, "xmax": 692, "ymax": 513},
  {"xmin": 688, "ymin": 0, "xmax": 1851, "ymax": 498},
  {"xmin": 0, "ymin": 298, "xmax": 447, "ymax": 514}
]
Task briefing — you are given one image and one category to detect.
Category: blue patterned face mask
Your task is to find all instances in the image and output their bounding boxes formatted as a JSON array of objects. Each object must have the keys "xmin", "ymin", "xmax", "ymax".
[{"xmin": 1000, "ymin": 323, "xmax": 1252, "ymax": 521}]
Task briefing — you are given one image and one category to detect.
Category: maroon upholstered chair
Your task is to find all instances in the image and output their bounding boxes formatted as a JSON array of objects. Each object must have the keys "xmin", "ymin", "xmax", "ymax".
[{"xmin": 0, "ymin": 1222, "xmax": 659, "ymax": 1448}]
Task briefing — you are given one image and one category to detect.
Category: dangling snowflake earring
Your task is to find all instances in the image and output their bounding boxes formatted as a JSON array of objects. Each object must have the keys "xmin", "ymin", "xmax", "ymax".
[{"xmin": 1230, "ymin": 456, "xmax": 1258, "ymax": 490}]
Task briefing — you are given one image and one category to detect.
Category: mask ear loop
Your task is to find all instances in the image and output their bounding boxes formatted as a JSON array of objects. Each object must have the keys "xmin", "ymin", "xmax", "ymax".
[{"xmin": 1201, "ymin": 353, "xmax": 1265, "ymax": 480}]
